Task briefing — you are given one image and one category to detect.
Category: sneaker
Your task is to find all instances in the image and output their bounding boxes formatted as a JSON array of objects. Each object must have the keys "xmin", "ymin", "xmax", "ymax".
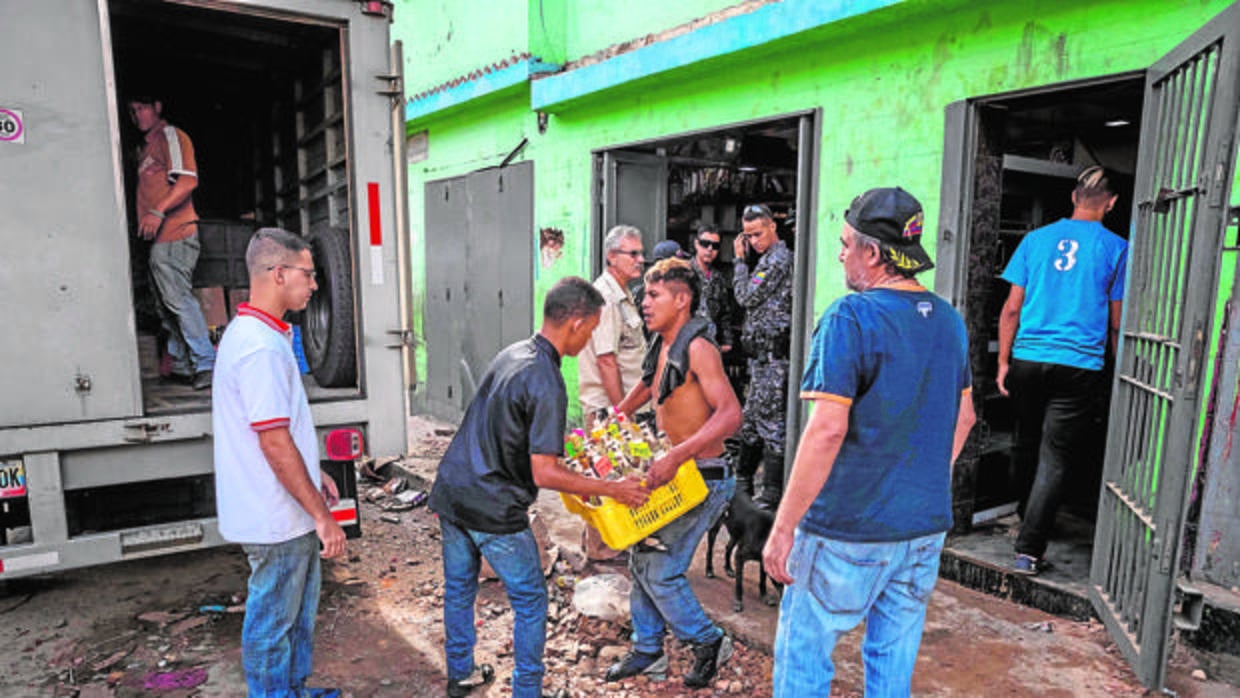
[
  {"xmin": 447, "ymin": 663, "xmax": 494, "ymax": 697},
  {"xmin": 604, "ymin": 648, "xmax": 668, "ymax": 682},
  {"xmin": 191, "ymin": 369, "xmax": 213, "ymax": 391},
  {"xmin": 684, "ymin": 634, "xmax": 733, "ymax": 689},
  {"xmin": 1013, "ymin": 554, "xmax": 1052, "ymax": 575},
  {"xmin": 163, "ymin": 372, "xmax": 194, "ymax": 386}
]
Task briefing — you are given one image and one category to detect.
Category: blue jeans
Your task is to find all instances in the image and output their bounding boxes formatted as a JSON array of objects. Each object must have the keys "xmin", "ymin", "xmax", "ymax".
[
  {"xmin": 773, "ymin": 530, "xmax": 945, "ymax": 698},
  {"xmin": 440, "ymin": 519, "xmax": 547, "ymax": 698},
  {"xmin": 149, "ymin": 234, "xmax": 215, "ymax": 374},
  {"xmin": 629, "ymin": 474, "xmax": 735, "ymax": 653},
  {"xmin": 241, "ymin": 531, "xmax": 321, "ymax": 698}
]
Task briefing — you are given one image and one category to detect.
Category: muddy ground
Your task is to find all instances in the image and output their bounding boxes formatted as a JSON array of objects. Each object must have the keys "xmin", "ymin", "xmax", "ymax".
[{"xmin": 1, "ymin": 415, "xmax": 1237, "ymax": 697}]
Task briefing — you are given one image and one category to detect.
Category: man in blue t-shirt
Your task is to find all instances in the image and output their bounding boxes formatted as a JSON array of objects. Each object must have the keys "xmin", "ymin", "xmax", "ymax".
[
  {"xmin": 998, "ymin": 166, "xmax": 1128, "ymax": 576},
  {"xmin": 762, "ymin": 187, "xmax": 976, "ymax": 697},
  {"xmin": 429, "ymin": 277, "xmax": 648, "ymax": 698}
]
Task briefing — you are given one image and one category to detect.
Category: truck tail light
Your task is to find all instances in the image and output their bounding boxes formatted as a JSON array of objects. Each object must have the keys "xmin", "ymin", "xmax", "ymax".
[
  {"xmin": 325, "ymin": 428, "xmax": 364, "ymax": 460},
  {"xmin": 361, "ymin": 1, "xmax": 391, "ymax": 18}
]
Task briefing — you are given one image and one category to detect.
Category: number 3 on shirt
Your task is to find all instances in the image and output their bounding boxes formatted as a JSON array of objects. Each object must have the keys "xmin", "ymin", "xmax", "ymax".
[{"xmin": 1054, "ymin": 239, "xmax": 1079, "ymax": 272}]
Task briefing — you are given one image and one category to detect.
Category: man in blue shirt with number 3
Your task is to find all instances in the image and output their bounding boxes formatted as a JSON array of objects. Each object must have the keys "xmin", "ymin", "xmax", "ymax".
[{"xmin": 997, "ymin": 166, "xmax": 1128, "ymax": 576}]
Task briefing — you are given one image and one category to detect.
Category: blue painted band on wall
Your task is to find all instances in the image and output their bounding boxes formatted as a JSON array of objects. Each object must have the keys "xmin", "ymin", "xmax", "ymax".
[
  {"xmin": 405, "ymin": 57, "xmax": 560, "ymax": 123},
  {"xmin": 530, "ymin": 0, "xmax": 902, "ymax": 111}
]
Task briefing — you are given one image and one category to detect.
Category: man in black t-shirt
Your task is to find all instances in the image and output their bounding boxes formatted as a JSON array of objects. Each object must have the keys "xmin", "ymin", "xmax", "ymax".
[{"xmin": 429, "ymin": 277, "xmax": 649, "ymax": 698}]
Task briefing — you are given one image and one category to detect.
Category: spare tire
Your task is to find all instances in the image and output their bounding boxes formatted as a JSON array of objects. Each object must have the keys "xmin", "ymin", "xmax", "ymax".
[{"xmin": 303, "ymin": 230, "xmax": 357, "ymax": 387}]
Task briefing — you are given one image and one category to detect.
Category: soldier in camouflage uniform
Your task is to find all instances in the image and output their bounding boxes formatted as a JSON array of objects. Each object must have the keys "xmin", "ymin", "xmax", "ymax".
[
  {"xmin": 733, "ymin": 204, "xmax": 793, "ymax": 510},
  {"xmin": 690, "ymin": 225, "xmax": 739, "ymax": 353}
]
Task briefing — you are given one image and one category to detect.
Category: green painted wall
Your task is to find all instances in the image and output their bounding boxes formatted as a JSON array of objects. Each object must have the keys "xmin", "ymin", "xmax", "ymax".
[
  {"xmin": 400, "ymin": 0, "xmax": 1234, "ymax": 419},
  {"xmin": 561, "ymin": 0, "xmax": 747, "ymax": 61},
  {"xmin": 395, "ymin": 0, "xmax": 527, "ymax": 94}
]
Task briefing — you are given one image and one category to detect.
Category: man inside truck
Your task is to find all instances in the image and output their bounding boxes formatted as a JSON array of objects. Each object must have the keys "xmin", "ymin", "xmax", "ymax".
[{"xmin": 128, "ymin": 94, "xmax": 216, "ymax": 390}]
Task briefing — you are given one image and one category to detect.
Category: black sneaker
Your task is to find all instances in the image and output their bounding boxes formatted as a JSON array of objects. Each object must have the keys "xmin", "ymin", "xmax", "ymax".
[
  {"xmin": 192, "ymin": 369, "xmax": 213, "ymax": 391},
  {"xmin": 604, "ymin": 648, "xmax": 668, "ymax": 682},
  {"xmin": 447, "ymin": 663, "xmax": 494, "ymax": 697},
  {"xmin": 163, "ymin": 372, "xmax": 194, "ymax": 386},
  {"xmin": 684, "ymin": 635, "xmax": 732, "ymax": 689}
]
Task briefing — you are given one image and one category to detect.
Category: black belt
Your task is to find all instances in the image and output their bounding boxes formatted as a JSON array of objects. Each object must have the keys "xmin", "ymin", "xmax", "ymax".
[{"xmin": 699, "ymin": 465, "xmax": 730, "ymax": 481}]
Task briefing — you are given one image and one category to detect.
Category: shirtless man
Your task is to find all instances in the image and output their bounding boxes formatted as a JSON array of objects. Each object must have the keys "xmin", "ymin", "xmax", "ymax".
[{"xmin": 608, "ymin": 258, "xmax": 743, "ymax": 689}]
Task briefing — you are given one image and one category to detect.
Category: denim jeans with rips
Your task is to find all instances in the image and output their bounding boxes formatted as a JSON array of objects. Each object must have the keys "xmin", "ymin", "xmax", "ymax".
[
  {"xmin": 440, "ymin": 518, "xmax": 547, "ymax": 698},
  {"xmin": 628, "ymin": 474, "xmax": 735, "ymax": 654},
  {"xmin": 241, "ymin": 530, "xmax": 321, "ymax": 698},
  {"xmin": 773, "ymin": 529, "xmax": 945, "ymax": 698},
  {"xmin": 149, "ymin": 234, "xmax": 216, "ymax": 374}
]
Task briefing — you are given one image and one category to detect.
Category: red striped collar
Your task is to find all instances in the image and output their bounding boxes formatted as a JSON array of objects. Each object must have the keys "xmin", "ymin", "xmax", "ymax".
[{"xmin": 236, "ymin": 303, "xmax": 290, "ymax": 334}]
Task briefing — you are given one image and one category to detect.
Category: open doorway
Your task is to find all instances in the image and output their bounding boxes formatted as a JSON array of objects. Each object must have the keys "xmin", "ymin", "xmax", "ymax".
[
  {"xmin": 108, "ymin": 0, "xmax": 361, "ymax": 416},
  {"xmin": 596, "ymin": 116, "xmax": 802, "ymax": 267},
  {"xmin": 590, "ymin": 114, "xmax": 813, "ymax": 436},
  {"xmin": 939, "ymin": 75, "xmax": 1144, "ymax": 598},
  {"xmin": 592, "ymin": 113, "xmax": 818, "ymax": 458}
]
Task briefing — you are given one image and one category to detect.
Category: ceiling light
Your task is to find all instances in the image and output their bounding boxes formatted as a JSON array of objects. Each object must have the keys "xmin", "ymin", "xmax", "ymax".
[
  {"xmin": 1105, "ymin": 119, "xmax": 1131, "ymax": 127},
  {"xmin": 737, "ymin": 165, "xmax": 758, "ymax": 172}
]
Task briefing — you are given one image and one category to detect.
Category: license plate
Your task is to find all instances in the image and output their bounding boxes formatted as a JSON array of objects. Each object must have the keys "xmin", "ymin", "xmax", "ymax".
[{"xmin": 0, "ymin": 461, "xmax": 25, "ymax": 499}]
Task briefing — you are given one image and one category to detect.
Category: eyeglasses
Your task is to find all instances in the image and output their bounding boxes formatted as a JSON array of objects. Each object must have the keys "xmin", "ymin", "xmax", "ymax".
[
  {"xmin": 614, "ymin": 249, "xmax": 644, "ymax": 259},
  {"xmin": 696, "ymin": 239, "xmax": 721, "ymax": 250},
  {"xmin": 268, "ymin": 264, "xmax": 317, "ymax": 281},
  {"xmin": 743, "ymin": 204, "xmax": 773, "ymax": 218}
]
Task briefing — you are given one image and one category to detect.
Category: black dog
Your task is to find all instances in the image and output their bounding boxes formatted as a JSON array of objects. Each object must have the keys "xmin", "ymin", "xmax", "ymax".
[{"xmin": 705, "ymin": 489, "xmax": 780, "ymax": 612}]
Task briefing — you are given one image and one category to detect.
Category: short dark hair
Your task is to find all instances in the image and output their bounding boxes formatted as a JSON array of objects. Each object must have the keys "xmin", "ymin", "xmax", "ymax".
[
  {"xmin": 644, "ymin": 258, "xmax": 700, "ymax": 310},
  {"xmin": 696, "ymin": 224, "xmax": 720, "ymax": 239},
  {"xmin": 1074, "ymin": 166, "xmax": 1115, "ymax": 205},
  {"xmin": 246, "ymin": 227, "xmax": 311, "ymax": 276},
  {"xmin": 741, "ymin": 203, "xmax": 773, "ymax": 223},
  {"xmin": 544, "ymin": 276, "xmax": 605, "ymax": 324},
  {"xmin": 126, "ymin": 93, "xmax": 161, "ymax": 107}
]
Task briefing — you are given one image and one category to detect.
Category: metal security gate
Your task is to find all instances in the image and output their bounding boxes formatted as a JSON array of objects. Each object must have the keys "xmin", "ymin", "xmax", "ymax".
[{"xmin": 1090, "ymin": 4, "xmax": 1240, "ymax": 689}]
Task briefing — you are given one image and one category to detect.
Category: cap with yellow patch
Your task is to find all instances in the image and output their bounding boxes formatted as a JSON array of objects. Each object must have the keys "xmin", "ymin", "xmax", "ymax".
[{"xmin": 844, "ymin": 187, "xmax": 934, "ymax": 274}]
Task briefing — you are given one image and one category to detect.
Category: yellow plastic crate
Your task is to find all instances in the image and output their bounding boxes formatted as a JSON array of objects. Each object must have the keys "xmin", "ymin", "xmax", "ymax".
[{"xmin": 560, "ymin": 459, "xmax": 708, "ymax": 550}]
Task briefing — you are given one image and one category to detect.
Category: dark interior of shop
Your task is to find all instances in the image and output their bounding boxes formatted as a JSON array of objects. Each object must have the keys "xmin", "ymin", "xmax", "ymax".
[{"xmin": 620, "ymin": 116, "xmax": 802, "ymax": 258}]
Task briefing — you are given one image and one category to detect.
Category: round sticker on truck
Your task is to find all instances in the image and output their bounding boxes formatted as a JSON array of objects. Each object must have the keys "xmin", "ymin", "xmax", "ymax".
[{"xmin": 0, "ymin": 108, "xmax": 25, "ymax": 143}]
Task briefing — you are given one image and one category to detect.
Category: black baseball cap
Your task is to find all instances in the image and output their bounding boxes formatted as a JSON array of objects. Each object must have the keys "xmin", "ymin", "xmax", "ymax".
[{"xmin": 844, "ymin": 187, "xmax": 933, "ymax": 273}]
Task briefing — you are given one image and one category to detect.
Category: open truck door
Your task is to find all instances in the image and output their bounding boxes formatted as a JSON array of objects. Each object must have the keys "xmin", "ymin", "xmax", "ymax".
[{"xmin": 1091, "ymin": 2, "xmax": 1240, "ymax": 689}]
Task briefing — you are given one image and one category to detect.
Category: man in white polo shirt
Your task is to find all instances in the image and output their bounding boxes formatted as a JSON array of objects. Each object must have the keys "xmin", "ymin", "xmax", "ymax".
[{"xmin": 213, "ymin": 227, "xmax": 346, "ymax": 698}]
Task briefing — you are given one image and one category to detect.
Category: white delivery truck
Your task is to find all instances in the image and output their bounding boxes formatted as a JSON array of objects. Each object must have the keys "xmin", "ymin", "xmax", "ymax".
[{"xmin": 0, "ymin": 0, "xmax": 413, "ymax": 577}]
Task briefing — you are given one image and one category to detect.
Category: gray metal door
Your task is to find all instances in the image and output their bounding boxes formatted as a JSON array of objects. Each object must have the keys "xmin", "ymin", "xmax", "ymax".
[
  {"xmin": 463, "ymin": 163, "xmax": 534, "ymax": 403},
  {"xmin": 422, "ymin": 163, "xmax": 534, "ymax": 420},
  {"xmin": 0, "ymin": 2, "xmax": 142, "ymax": 427},
  {"xmin": 1090, "ymin": 4, "xmax": 1240, "ymax": 689},
  {"xmin": 600, "ymin": 150, "xmax": 667, "ymax": 274},
  {"xmin": 424, "ymin": 177, "xmax": 468, "ymax": 418}
]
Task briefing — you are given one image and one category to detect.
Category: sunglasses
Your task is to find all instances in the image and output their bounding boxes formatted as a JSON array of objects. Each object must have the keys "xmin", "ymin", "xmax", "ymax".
[
  {"xmin": 743, "ymin": 204, "xmax": 773, "ymax": 218},
  {"xmin": 696, "ymin": 239, "xmax": 720, "ymax": 250}
]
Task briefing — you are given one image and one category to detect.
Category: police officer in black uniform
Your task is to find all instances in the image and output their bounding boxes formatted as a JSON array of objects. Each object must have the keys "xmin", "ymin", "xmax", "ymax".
[{"xmin": 732, "ymin": 204, "xmax": 793, "ymax": 509}]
